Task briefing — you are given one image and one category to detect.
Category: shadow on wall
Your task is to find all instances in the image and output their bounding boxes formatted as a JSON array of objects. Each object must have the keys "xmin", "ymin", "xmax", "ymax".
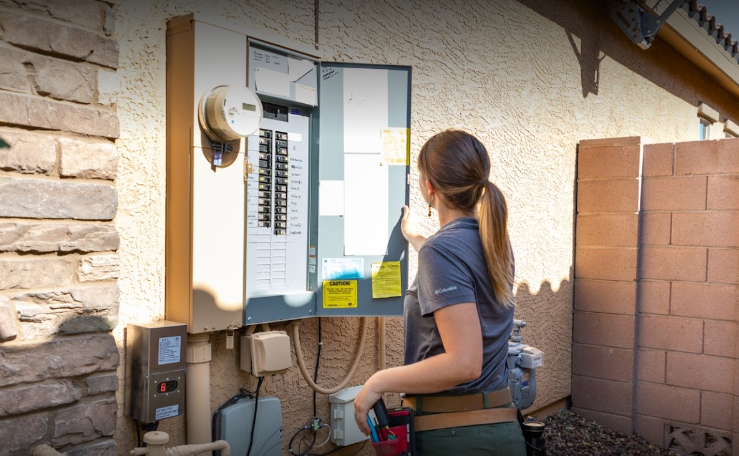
[
  {"xmin": 511, "ymin": 270, "xmax": 575, "ymax": 413},
  {"xmin": 0, "ymin": 315, "xmax": 120, "ymax": 456},
  {"xmin": 566, "ymin": 29, "xmax": 607, "ymax": 98},
  {"xmin": 516, "ymin": 0, "xmax": 737, "ymax": 108}
]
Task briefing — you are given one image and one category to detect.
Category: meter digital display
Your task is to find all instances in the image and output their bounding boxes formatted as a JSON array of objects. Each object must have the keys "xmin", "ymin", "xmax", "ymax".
[{"xmin": 157, "ymin": 380, "xmax": 179, "ymax": 394}]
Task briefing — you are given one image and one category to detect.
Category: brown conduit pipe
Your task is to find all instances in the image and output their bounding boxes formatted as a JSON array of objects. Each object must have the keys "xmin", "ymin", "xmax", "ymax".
[
  {"xmin": 378, "ymin": 317, "xmax": 386, "ymax": 370},
  {"xmin": 292, "ymin": 317, "xmax": 368, "ymax": 395}
]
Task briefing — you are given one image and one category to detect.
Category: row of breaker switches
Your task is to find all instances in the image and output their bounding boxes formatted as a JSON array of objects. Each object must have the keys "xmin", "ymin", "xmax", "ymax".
[{"xmin": 257, "ymin": 129, "xmax": 289, "ymax": 235}]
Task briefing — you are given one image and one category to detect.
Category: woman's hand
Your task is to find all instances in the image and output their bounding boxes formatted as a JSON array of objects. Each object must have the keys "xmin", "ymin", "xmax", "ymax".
[
  {"xmin": 401, "ymin": 205, "xmax": 426, "ymax": 251},
  {"xmin": 353, "ymin": 375, "xmax": 383, "ymax": 436}
]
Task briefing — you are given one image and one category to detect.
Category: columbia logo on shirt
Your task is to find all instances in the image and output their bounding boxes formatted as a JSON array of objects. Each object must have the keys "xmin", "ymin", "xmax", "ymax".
[{"xmin": 434, "ymin": 286, "xmax": 457, "ymax": 295}]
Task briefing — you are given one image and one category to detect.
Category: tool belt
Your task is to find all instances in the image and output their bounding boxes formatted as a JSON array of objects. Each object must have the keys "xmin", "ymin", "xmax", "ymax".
[{"xmin": 401, "ymin": 387, "xmax": 518, "ymax": 432}]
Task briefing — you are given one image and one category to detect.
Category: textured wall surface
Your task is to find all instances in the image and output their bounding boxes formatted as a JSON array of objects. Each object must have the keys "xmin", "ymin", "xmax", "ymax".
[{"xmin": 111, "ymin": 0, "xmax": 739, "ymax": 454}]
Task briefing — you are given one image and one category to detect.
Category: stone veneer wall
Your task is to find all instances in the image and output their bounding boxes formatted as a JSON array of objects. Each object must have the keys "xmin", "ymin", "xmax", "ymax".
[
  {"xmin": 573, "ymin": 136, "xmax": 739, "ymax": 455},
  {"xmin": 0, "ymin": 1, "xmax": 121, "ymax": 455}
]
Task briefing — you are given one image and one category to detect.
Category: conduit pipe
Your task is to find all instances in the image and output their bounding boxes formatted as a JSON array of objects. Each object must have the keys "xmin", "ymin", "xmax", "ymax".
[
  {"xmin": 378, "ymin": 317, "xmax": 386, "ymax": 370},
  {"xmin": 186, "ymin": 333, "xmax": 212, "ymax": 444},
  {"xmin": 129, "ymin": 431, "xmax": 231, "ymax": 456},
  {"xmin": 292, "ymin": 317, "xmax": 368, "ymax": 395},
  {"xmin": 245, "ymin": 323, "xmax": 271, "ymax": 336}
]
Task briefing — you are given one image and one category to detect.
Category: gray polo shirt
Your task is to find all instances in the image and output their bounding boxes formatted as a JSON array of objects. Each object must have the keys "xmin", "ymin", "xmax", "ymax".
[{"xmin": 403, "ymin": 217, "xmax": 514, "ymax": 395}]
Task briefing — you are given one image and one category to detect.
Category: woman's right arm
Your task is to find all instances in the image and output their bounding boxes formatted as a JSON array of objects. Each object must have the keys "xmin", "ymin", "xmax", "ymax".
[{"xmin": 401, "ymin": 205, "xmax": 426, "ymax": 251}]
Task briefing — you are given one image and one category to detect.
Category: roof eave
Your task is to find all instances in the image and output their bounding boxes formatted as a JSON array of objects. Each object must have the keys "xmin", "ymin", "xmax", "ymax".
[{"xmin": 647, "ymin": 1, "xmax": 739, "ymax": 99}]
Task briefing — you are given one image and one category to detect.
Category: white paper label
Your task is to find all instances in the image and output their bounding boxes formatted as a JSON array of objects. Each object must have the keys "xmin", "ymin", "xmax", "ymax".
[
  {"xmin": 158, "ymin": 336, "xmax": 181, "ymax": 365},
  {"xmin": 155, "ymin": 405, "xmax": 179, "ymax": 420}
]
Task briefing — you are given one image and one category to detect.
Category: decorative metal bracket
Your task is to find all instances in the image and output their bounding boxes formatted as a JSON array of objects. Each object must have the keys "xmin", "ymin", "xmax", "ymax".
[{"xmin": 608, "ymin": 0, "xmax": 688, "ymax": 49}]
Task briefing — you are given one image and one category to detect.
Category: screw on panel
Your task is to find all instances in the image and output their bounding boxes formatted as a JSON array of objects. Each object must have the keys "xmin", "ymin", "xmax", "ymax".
[{"xmin": 247, "ymin": 317, "xmax": 252, "ymax": 321}]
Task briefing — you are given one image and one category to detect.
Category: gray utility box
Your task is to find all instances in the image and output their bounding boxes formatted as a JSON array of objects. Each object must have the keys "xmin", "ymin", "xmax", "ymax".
[
  {"xmin": 125, "ymin": 321, "xmax": 187, "ymax": 423},
  {"xmin": 165, "ymin": 13, "xmax": 412, "ymax": 329}
]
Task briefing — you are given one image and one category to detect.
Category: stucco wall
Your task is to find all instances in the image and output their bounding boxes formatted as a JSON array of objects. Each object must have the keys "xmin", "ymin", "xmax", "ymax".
[{"xmin": 112, "ymin": 0, "xmax": 739, "ymax": 454}]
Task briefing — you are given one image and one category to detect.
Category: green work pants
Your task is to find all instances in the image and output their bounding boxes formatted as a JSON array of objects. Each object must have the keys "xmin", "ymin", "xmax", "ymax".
[{"xmin": 415, "ymin": 419, "xmax": 526, "ymax": 456}]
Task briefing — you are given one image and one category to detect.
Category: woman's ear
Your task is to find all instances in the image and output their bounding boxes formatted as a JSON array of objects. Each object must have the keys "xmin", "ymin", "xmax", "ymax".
[{"xmin": 425, "ymin": 178, "xmax": 434, "ymax": 197}]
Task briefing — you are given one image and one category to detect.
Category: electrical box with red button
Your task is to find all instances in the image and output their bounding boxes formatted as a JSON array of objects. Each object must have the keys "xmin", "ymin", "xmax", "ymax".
[{"xmin": 124, "ymin": 321, "xmax": 187, "ymax": 423}]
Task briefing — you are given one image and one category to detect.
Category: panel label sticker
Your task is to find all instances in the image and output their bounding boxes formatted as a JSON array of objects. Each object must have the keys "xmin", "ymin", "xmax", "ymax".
[
  {"xmin": 322, "ymin": 258, "xmax": 364, "ymax": 280},
  {"xmin": 381, "ymin": 128, "xmax": 410, "ymax": 165},
  {"xmin": 155, "ymin": 405, "xmax": 179, "ymax": 420},
  {"xmin": 371, "ymin": 261, "xmax": 402, "ymax": 298},
  {"xmin": 323, "ymin": 280, "xmax": 358, "ymax": 308},
  {"xmin": 158, "ymin": 336, "xmax": 181, "ymax": 365}
]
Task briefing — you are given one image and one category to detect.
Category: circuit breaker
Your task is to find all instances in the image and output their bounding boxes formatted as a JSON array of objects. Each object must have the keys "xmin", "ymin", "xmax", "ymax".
[
  {"xmin": 124, "ymin": 321, "xmax": 187, "ymax": 423},
  {"xmin": 165, "ymin": 14, "xmax": 411, "ymax": 330}
]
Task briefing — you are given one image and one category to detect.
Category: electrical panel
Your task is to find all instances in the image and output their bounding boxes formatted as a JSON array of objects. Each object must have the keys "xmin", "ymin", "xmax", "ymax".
[{"xmin": 166, "ymin": 14, "xmax": 411, "ymax": 331}]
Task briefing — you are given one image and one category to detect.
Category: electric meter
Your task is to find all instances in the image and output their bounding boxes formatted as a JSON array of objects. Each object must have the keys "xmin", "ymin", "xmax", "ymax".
[{"xmin": 198, "ymin": 85, "xmax": 263, "ymax": 142}]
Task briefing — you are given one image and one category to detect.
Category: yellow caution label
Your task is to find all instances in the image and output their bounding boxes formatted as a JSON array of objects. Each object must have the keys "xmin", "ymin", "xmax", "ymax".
[
  {"xmin": 322, "ymin": 280, "xmax": 358, "ymax": 308},
  {"xmin": 371, "ymin": 261, "xmax": 402, "ymax": 298}
]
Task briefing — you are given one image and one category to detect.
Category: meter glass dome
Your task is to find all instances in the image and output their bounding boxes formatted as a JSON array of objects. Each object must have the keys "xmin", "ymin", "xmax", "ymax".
[{"xmin": 199, "ymin": 85, "xmax": 263, "ymax": 142}]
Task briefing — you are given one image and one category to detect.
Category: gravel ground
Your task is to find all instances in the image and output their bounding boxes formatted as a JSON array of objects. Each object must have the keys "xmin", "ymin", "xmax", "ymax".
[{"xmin": 541, "ymin": 411, "xmax": 679, "ymax": 456}]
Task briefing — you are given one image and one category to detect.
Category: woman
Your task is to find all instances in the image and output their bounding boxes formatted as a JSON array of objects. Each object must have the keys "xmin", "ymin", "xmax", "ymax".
[{"xmin": 354, "ymin": 129, "xmax": 525, "ymax": 455}]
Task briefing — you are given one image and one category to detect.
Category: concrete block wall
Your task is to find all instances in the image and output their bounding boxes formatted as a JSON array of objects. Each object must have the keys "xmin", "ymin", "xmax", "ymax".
[
  {"xmin": 573, "ymin": 136, "xmax": 642, "ymax": 435},
  {"xmin": 573, "ymin": 136, "xmax": 739, "ymax": 456},
  {"xmin": 0, "ymin": 1, "xmax": 121, "ymax": 455}
]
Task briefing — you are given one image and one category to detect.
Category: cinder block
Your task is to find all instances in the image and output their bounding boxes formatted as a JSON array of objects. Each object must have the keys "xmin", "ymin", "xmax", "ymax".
[
  {"xmin": 671, "ymin": 282, "xmax": 737, "ymax": 320},
  {"xmin": 572, "ymin": 375, "xmax": 633, "ymax": 416},
  {"xmin": 701, "ymin": 391, "xmax": 734, "ymax": 431},
  {"xmin": 676, "ymin": 139, "xmax": 739, "ymax": 175},
  {"xmin": 576, "ymin": 213, "xmax": 638, "ymax": 247},
  {"xmin": 707, "ymin": 176, "xmax": 739, "ymax": 210},
  {"xmin": 578, "ymin": 145, "xmax": 641, "ymax": 179},
  {"xmin": 643, "ymin": 143, "xmax": 673, "ymax": 177},
  {"xmin": 577, "ymin": 180, "xmax": 640, "ymax": 213},
  {"xmin": 573, "ymin": 343, "xmax": 634, "ymax": 382},
  {"xmin": 575, "ymin": 279, "xmax": 636, "ymax": 315},
  {"xmin": 571, "ymin": 407, "xmax": 632, "ymax": 436},
  {"xmin": 666, "ymin": 352, "xmax": 734, "ymax": 394},
  {"xmin": 703, "ymin": 320, "xmax": 737, "ymax": 358},
  {"xmin": 574, "ymin": 311, "xmax": 634, "ymax": 349},
  {"xmin": 639, "ymin": 315, "xmax": 703, "ymax": 353},
  {"xmin": 639, "ymin": 280, "xmax": 670, "ymax": 315},
  {"xmin": 641, "ymin": 247, "xmax": 707, "ymax": 282},
  {"xmin": 641, "ymin": 176, "xmax": 707, "ymax": 212},
  {"xmin": 635, "ymin": 414, "xmax": 666, "ymax": 447},
  {"xmin": 636, "ymin": 349, "xmax": 665, "ymax": 383},
  {"xmin": 640, "ymin": 212, "xmax": 671, "ymax": 246},
  {"xmin": 672, "ymin": 212, "xmax": 739, "ymax": 248},
  {"xmin": 636, "ymin": 381, "xmax": 700, "ymax": 423},
  {"xmin": 708, "ymin": 249, "xmax": 739, "ymax": 284},
  {"xmin": 575, "ymin": 248, "xmax": 637, "ymax": 281},
  {"xmin": 580, "ymin": 137, "xmax": 642, "ymax": 149}
]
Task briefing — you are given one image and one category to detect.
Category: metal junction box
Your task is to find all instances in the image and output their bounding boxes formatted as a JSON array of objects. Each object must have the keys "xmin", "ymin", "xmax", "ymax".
[{"xmin": 124, "ymin": 321, "xmax": 187, "ymax": 423}]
